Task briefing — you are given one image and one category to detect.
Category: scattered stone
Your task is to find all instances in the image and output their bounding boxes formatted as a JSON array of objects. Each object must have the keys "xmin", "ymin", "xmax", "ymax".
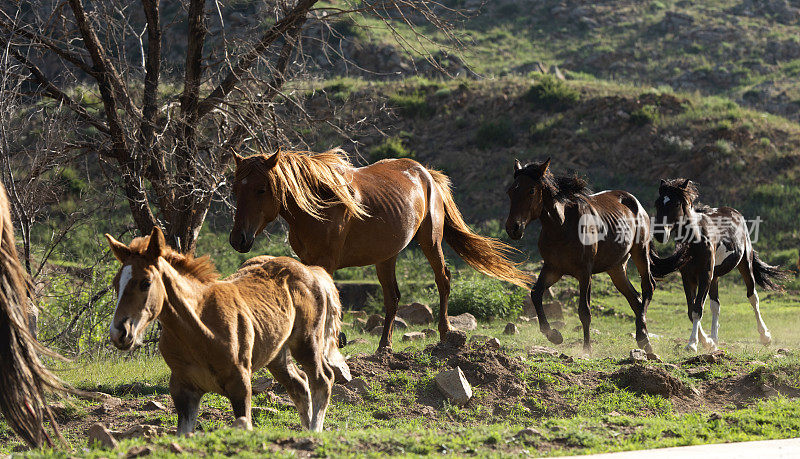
[
  {"xmin": 528, "ymin": 345, "xmax": 560, "ymax": 357},
  {"xmin": 370, "ymin": 325, "xmax": 384, "ymax": 336},
  {"xmin": 397, "ymin": 302, "xmax": 434, "ymax": 325},
  {"xmin": 514, "ymin": 427, "xmax": 542, "ymax": 438},
  {"xmin": 365, "ymin": 314, "xmax": 384, "ymax": 331},
  {"xmin": 485, "ymin": 338, "xmax": 501, "ymax": 350},
  {"xmin": 630, "ymin": 349, "xmax": 647, "ymax": 362},
  {"xmin": 434, "ymin": 366, "xmax": 472, "ymax": 406},
  {"xmin": 422, "ymin": 328, "xmax": 438, "ymax": 338},
  {"xmin": 504, "ymin": 323, "xmax": 519, "ymax": 335},
  {"xmin": 402, "ymin": 331, "xmax": 426, "ymax": 342},
  {"xmin": 346, "ymin": 377, "xmax": 371, "ymax": 396},
  {"xmin": 115, "ymin": 424, "xmax": 164, "ymax": 440},
  {"xmin": 252, "ymin": 376, "xmax": 275, "ymax": 394},
  {"xmin": 126, "ymin": 445, "xmax": 152, "ymax": 458},
  {"xmin": 518, "ymin": 316, "xmax": 531, "ymax": 322},
  {"xmin": 169, "ymin": 442, "xmax": 184, "ymax": 454},
  {"xmin": 143, "ymin": 400, "xmax": 167, "ymax": 411},
  {"xmin": 232, "ymin": 416, "xmax": 252, "ymax": 430},
  {"xmin": 444, "ymin": 330, "xmax": 467, "ymax": 348},
  {"xmin": 393, "ymin": 317, "xmax": 409, "ymax": 330},
  {"xmin": 449, "ymin": 313, "xmax": 477, "ymax": 331},
  {"xmin": 87, "ymin": 422, "xmax": 118, "ymax": 448}
]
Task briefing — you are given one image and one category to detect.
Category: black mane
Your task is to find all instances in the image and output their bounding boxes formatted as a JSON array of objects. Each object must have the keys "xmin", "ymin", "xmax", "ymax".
[
  {"xmin": 659, "ymin": 178, "xmax": 700, "ymax": 205},
  {"xmin": 517, "ymin": 163, "xmax": 592, "ymax": 202}
]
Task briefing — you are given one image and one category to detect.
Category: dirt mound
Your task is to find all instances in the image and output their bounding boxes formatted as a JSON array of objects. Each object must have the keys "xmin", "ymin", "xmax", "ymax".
[{"xmin": 610, "ymin": 364, "xmax": 692, "ymax": 398}]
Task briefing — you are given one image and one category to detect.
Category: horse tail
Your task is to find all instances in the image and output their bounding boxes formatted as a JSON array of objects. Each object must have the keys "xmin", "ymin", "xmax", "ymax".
[
  {"xmin": 320, "ymin": 275, "xmax": 351, "ymax": 382},
  {"xmin": 0, "ymin": 186, "xmax": 65, "ymax": 447},
  {"xmin": 428, "ymin": 169, "xmax": 533, "ymax": 289},
  {"xmin": 752, "ymin": 251, "xmax": 786, "ymax": 290},
  {"xmin": 649, "ymin": 241, "xmax": 691, "ymax": 279}
]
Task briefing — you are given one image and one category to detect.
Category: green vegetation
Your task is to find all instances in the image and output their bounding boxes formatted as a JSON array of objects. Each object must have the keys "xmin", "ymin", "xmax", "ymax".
[
  {"xmin": 367, "ymin": 136, "xmax": 414, "ymax": 161},
  {"xmin": 447, "ymin": 274, "xmax": 526, "ymax": 320},
  {"xmin": 388, "ymin": 91, "xmax": 434, "ymax": 118},
  {"xmin": 475, "ymin": 119, "xmax": 515, "ymax": 149},
  {"xmin": 523, "ymin": 75, "xmax": 580, "ymax": 111},
  {"xmin": 630, "ymin": 104, "xmax": 659, "ymax": 126}
]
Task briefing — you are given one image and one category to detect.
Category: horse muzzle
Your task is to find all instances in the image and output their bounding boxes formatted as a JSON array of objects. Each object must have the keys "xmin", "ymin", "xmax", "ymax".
[
  {"xmin": 229, "ymin": 230, "xmax": 255, "ymax": 253},
  {"xmin": 110, "ymin": 317, "xmax": 137, "ymax": 351},
  {"xmin": 506, "ymin": 221, "xmax": 525, "ymax": 240}
]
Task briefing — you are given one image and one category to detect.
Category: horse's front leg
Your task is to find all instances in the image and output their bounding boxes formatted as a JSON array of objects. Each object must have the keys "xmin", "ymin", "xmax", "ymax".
[
  {"xmin": 686, "ymin": 267, "xmax": 712, "ymax": 353},
  {"xmin": 532, "ymin": 265, "xmax": 563, "ymax": 344},
  {"xmin": 577, "ymin": 273, "xmax": 593, "ymax": 356},
  {"xmin": 226, "ymin": 365, "xmax": 253, "ymax": 430},
  {"xmin": 170, "ymin": 376, "xmax": 204, "ymax": 436}
]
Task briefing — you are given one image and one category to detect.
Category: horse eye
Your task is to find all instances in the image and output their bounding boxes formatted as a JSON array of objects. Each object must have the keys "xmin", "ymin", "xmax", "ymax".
[
  {"xmin": 529, "ymin": 188, "xmax": 536, "ymax": 195},
  {"xmin": 257, "ymin": 188, "xmax": 267, "ymax": 195},
  {"xmin": 139, "ymin": 279, "xmax": 151, "ymax": 291}
]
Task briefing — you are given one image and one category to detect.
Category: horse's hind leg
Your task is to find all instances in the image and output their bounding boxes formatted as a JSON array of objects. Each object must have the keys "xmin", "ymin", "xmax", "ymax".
[
  {"xmin": 417, "ymin": 225, "xmax": 452, "ymax": 341},
  {"xmin": 607, "ymin": 264, "xmax": 651, "ymax": 353},
  {"xmin": 268, "ymin": 348, "xmax": 312, "ymax": 429},
  {"xmin": 532, "ymin": 264, "xmax": 563, "ymax": 344},
  {"xmin": 577, "ymin": 273, "xmax": 593, "ymax": 355},
  {"xmin": 376, "ymin": 256, "xmax": 401, "ymax": 351},
  {"xmin": 293, "ymin": 343, "xmax": 334, "ymax": 432},
  {"xmin": 708, "ymin": 278, "xmax": 721, "ymax": 347},
  {"xmin": 738, "ymin": 255, "xmax": 772, "ymax": 345},
  {"xmin": 630, "ymin": 244, "xmax": 655, "ymax": 353},
  {"xmin": 170, "ymin": 376, "xmax": 204, "ymax": 436}
]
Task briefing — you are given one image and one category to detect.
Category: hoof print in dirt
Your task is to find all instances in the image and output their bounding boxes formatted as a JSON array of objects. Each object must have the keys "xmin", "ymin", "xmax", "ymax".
[{"xmin": 435, "ymin": 366, "xmax": 473, "ymax": 406}]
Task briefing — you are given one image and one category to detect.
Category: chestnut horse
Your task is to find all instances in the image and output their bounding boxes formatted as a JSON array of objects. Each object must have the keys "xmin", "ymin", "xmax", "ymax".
[
  {"xmin": 105, "ymin": 227, "xmax": 347, "ymax": 433},
  {"xmin": 0, "ymin": 182, "xmax": 65, "ymax": 447},
  {"xmin": 505, "ymin": 159, "xmax": 687, "ymax": 355},
  {"xmin": 654, "ymin": 178, "xmax": 784, "ymax": 352},
  {"xmin": 229, "ymin": 149, "xmax": 532, "ymax": 350}
]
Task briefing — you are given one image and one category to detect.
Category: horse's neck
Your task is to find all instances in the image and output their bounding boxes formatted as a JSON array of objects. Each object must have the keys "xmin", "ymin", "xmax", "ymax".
[
  {"xmin": 540, "ymin": 193, "xmax": 569, "ymax": 230},
  {"xmin": 157, "ymin": 258, "xmax": 215, "ymax": 341},
  {"xmin": 678, "ymin": 207, "xmax": 705, "ymax": 244}
]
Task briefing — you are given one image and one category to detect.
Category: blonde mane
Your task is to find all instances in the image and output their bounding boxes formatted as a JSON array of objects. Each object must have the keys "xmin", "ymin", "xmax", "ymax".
[
  {"xmin": 129, "ymin": 236, "xmax": 219, "ymax": 283},
  {"xmin": 237, "ymin": 148, "xmax": 368, "ymax": 220}
]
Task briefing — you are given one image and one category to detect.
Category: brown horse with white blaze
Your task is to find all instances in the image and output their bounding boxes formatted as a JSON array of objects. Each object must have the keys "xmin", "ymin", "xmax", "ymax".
[
  {"xmin": 106, "ymin": 227, "xmax": 346, "ymax": 433},
  {"xmin": 229, "ymin": 148, "xmax": 532, "ymax": 350}
]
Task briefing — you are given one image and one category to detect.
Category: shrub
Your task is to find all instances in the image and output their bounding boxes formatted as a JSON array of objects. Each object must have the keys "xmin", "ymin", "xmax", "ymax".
[
  {"xmin": 630, "ymin": 105, "xmax": 659, "ymax": 126},
  {"xmin": 475, "ymin": 119, "xmax": 515, "ymax": 149},
  {"xmin": 714, "ymin": 139, "xmax": 734, "ymax": 155},
  {"xmin": 447, "ymin": 276, "xmax": 527, "ymax": 320},
  {"xmin": 368, "ymin": 136, "xmax": 414, "ymax": 162},
  {"xmin": 523, "ymin": 75, "xmax": 580, "ymax": 111},
  {"xmin": 388, "ymin": 92, "xmax": 433, "ymax": 118}
]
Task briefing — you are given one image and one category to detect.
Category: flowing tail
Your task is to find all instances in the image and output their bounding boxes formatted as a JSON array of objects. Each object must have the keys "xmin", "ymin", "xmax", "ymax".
[
  {"xmin": 320, "ymin": 275, "xmax": 351, "ymax": 382},
  {"xmin": 649, "ymin": 242, "xmax": 691, "ymax": 279},
  {"xmin": 752, "ymin": 251, "xmax": 786, "ymax": 290},
  {"xmin": 0, "ymin": 186, "xmax": 65, "ymax": 447},
  {"xmin": 429, "ymin": 169, "xmax": 533, "ymax": 288}
]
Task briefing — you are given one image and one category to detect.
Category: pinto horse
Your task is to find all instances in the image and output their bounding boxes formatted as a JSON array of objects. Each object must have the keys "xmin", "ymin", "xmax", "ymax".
[
  {"xmin": 229, "ymin": 148, "xmax": 532, "ymax": 350},
  {"xmin": 106, "ymin": 227, "xmax": 347, "ymax": 433},
  {"xmin": 654, "ymin": 178, "xmax": 784, "ymax": 352},
  {"xmin": 505, "ymin": 159, "xmax": 686, "ymax": 354},
  {"xmin": 0, "ymin": 182, "xmax": 65, "ymax": 447}
]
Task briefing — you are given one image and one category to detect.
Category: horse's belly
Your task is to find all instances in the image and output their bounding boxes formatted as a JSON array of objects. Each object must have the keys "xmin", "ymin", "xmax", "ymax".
[{"xmin": 337, "ymin": 209, "xmax": 422, "ymax": 268}]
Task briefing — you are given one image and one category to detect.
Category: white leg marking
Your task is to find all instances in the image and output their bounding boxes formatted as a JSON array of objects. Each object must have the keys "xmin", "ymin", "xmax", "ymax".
[
  {"xmin": 709, "ymin": 299, "xmax": 721, "ymax": 345},
  {"xmin": 686, "ymin": 312, "xmax": 701, "ymax": 352},
  {"xmin": 110, "ymin": 265, "xmax": 132, "ymax": 338},
  {"xmin": 749, "ymin": 293, "xmax": 772, "ymax": 345}
]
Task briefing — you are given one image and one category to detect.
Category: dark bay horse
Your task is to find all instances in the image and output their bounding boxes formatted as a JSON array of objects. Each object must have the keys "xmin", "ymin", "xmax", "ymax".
[
  {"xmin": 106, "ymin": 227, "xmax": 346, "ymax": 433},
  {"xmin": 654, "ymin": 179, "xmax": 784, "ymax": 351},
  {"xmin": 505, "ymin": 159, "xmax": 686, "ymax": 355},
  {"xmin": 0, "ymin": 182, "xmax": 65, "ymax": 447},
  {"xmin": 229, "ymin": 148, "xmax": 532, "ymax": 350}
]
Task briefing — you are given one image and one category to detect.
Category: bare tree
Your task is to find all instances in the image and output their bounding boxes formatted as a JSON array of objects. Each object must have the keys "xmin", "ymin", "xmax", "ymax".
[{"xmin": 0, "ymin": 0, "xmax": 464, "ymax": 253}]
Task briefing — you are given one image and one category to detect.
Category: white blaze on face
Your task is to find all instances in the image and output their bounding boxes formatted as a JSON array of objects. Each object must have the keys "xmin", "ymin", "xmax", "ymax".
[{"xmin": 111, "ymin": 265, "xmax": 133, "ymax": 337}]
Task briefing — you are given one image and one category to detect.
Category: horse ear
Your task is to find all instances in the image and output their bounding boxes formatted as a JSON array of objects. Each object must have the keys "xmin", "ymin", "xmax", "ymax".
[
  {"xmin": 514, "ymin": 159, "xmax": 523, "ymax": 172},
  {"xmin": 105, "ymin": 234, "xmax": 131, "ymax": 262},
  {"xmin": 540, "ymin": 157, "xmax": 551, "ymax": 174},
  {"xmin": 660, "ymin": 179, "xmax": 667, "ymax": 186},
  {"xmin": 146, "ymin": 226, "xmax": 167, "ymax": 260},
  {"xmin": 263, "ymin": 150, "xmax": 282, "ymax": 169},
  {"xmin": 233, "ymin": 152, "xmax": 244, "ymax": 166},
  {"xmin": 680, "ymin": 179, "xmax": 691, "ymax": 189}
]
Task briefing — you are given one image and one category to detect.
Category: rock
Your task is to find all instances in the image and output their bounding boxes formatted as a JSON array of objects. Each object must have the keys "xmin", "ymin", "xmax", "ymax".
[
  {"xmin": 449, "ymin": 313, "xmax": 477, "ymax": 331},
  {"xmin": 126, "ymin": 445, "xmax": 152, "ymax": 458},
  {"xmin": 232, "ymin": 416, "xmax": 252, "ymax": 430},
  {"xmin": 116, "ymin": 424, "xmax": 163, "ymax": 440},
  {"xmin": 87, "ymin": 422, "xmax": 118, "ymax": 448},
  {"xmin": 518, "ymin": 316, "xmax": 531, "ymax": 322},
  {"xmin": 402, "ymin": 331, "xmax": 426, "ymax": 342},
  {"xmin": 346, "ymin": 377, "xmax": 371, "ymax": 396},
  {"xmin": 630, "ymin": 349, "xmax": 648, "ymax": 362},
  {"xmin": 393, "ymin": 317, "xmax": 409, "ymax": 330},
  {"xmin": 434, "ymin": 367, "xmax": 472, "ymax": 406},
  {"xmin": 444, "ymin": 330, "xmax": 467, "ymax": 348},
  {"xmin": 485, "ymin": 338, "xmax": 501, "ymax": 350},
  {"xmin": 504, "ymin": 323, "xmax": 519, "ymax": 335},
  {"xmin": 397, "ymin": 302, "xmax": 434, "ymax": 325},
  {"xmin": 252, "ymin": 376, "xmax": 275, "ymax": 394},
  {"xmin": 469, "ymin": 334, "xmax": 490, "ymax": 343},
  {"xmin": 528, "ymin": 345, "xmax": 560, "ymax": 357},
  {"xmin": 514, "ymin": 427, "xmax": 542, "ymax": 438},
  {"xmin": 422, "ymin": 328, "xmax": 438, "ymax": 338},
  {"xmin": 365, "ymin": 314, "xmax": 384, "ymax": 331},
  {"xmin": 370, "ymin": 325, "xmax": 384, "ymax": 336},
  {"xmin": 143, "ymin": 400, "xmax": 167, "ymax": 411},
  {"xmin": 169, "ymin": 442, "xmax": 184, "ymax": 454}
]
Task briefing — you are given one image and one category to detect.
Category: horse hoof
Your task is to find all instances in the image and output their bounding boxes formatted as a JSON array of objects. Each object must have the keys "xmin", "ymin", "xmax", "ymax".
[
  {"xmin": 684, "ymin": 343, "xmax": 698, "ymax": 353},
  {"xmin": 232, "ymin": 416, "xmax": 252, "ymax": 431},
  {"xmin": 338, "ymin": 331, "xmax": 347, "ymax": 348},
  {"xmin": 760, "ymin": 333, "xmax": 772, "ymax": 346},
  {"xmin": 546, "ymin": 329, "xmax": 563, "ymax": 345},
  {"xmin": 638, "ymin": 340, "xmax": 654, "ymax": 354},
  {"xmin": 375, "ymin": 345, "xmax": 392, "ymax": 355}
]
